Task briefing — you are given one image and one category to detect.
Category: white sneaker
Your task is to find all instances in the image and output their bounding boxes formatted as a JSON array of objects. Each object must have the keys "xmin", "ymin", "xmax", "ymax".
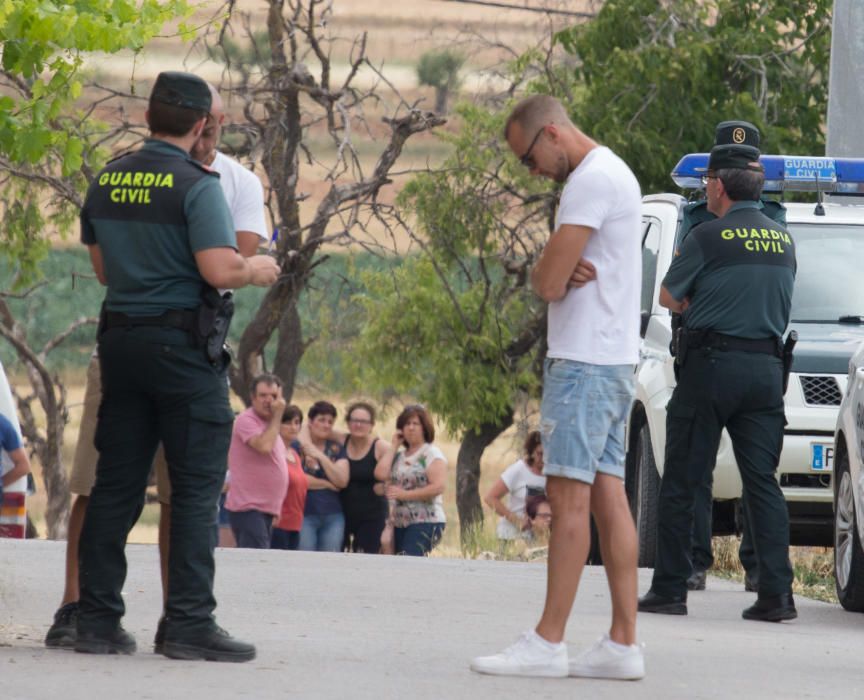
[
  {"xmin": 568, "ymin": 635, "xmax": 645, "ymax": 680},
  {"xmin": 471, "ymin": 630, "xmax": 568, "ymax": 678}
]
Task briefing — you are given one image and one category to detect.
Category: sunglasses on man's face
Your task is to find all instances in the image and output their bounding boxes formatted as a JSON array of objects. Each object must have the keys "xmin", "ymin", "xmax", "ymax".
[{"xmin": 519, "ymin": 126, "xmax": 546, "ymax": 169}]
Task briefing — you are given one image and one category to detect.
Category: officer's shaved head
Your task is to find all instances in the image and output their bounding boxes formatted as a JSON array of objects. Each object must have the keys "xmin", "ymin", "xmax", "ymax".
[{"xmin": 503, "ymin": 95, "xmax": 572, "ymax": 141}]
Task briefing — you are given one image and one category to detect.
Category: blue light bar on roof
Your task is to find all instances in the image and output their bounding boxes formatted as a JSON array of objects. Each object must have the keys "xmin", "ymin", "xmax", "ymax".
[{"xmin": 671, "ymin": 153, "xmax": 864, "ymax": 194}]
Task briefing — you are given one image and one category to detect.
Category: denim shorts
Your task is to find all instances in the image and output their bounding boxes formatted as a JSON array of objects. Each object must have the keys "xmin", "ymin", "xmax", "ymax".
[{"xmin": 540, "ymin": 358, "xmax": 635, "ymax": 484}]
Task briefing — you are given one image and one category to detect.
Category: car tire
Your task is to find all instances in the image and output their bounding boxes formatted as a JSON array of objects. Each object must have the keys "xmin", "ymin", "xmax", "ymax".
[
  {"xmin": 633, "ymin": 424, "xmax": 660, "ymax": 568},
  {"xmin": 834, "ymin": 449, "xmax": 864, "ymax": 612}
]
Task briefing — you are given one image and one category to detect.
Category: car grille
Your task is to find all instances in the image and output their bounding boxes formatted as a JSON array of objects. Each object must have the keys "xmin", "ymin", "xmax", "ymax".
[{"xmin": 799, "ymin": 375, "xmax": 842, "ymax": 406}]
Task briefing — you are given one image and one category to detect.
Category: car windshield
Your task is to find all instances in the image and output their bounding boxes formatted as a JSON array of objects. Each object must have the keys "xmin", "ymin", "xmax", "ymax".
[{"xmin": 790, "ymin": 223, "xmax": 864, "ymax": 322}]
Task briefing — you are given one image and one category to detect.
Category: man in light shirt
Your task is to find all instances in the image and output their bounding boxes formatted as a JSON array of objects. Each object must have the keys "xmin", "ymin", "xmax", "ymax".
[{"xmin": 472, "ymin": 95, "xmax": 644, "ymax": 681}]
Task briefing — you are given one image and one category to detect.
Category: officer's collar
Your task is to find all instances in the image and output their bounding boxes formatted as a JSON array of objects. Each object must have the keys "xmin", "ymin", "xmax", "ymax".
[
  {"xmin": 143, "ymin": 138, "xmax": 191, "ymax": 158},
  {"xmin": 727, "ymin": 200, "xmax": 761, "ymax": 213}
]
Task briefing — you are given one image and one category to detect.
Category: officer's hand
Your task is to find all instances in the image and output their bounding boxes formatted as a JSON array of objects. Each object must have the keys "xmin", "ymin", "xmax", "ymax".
[
  {"xmin": 248, "ymin": 255, "xmax": 280, "ymax": 286},
  {"xmin": 568, "ymin": 259, "xmax": 597, "ymax": 288}
]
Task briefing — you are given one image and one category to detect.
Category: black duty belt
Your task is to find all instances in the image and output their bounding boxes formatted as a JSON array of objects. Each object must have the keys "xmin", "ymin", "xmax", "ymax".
[
  {"xmin": 685, "ymin": 330, "xmax": 781, "ymax": 357},
  {"xmin": 103, "ymin": 309, "xmax": 195, "ymax": 331}
]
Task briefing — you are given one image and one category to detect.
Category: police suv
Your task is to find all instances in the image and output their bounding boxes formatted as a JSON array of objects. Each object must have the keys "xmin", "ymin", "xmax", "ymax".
[
  {"xmin": 629, "ymin": 154, "xmax": 864, "ymax": 565},
  {"xmin": 833, "ymin": 340, "xmax": 864, "ymax": 610}
]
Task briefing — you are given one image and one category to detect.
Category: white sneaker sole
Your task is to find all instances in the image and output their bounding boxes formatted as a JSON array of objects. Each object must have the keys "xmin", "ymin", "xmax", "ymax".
[
  {"xmin": 471, "ymin": 661, "xmax": 568, "ymax": 678},
  {"xmin": 569, "ymin": 662, "xmax": 645, "ymax": 680}
]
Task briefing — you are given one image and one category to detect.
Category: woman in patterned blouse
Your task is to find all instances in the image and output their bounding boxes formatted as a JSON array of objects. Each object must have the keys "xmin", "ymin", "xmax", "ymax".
[{"xmin": 377, "ymin": 405, "xmax": 447, "ymax": 556}]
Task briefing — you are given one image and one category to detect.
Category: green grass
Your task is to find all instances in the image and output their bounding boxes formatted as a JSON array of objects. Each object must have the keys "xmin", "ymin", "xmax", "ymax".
[{"xmin": 710, "ymin": 535, "xmax": 836, "ymax": 603}]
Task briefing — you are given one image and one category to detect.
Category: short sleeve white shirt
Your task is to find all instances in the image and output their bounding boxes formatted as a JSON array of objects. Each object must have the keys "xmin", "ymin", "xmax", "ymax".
[
  {"xmin": 496, "ymin": 459, "xmax": 547, "ymax": 540},
  {"xmin": 212, "ymin": 151, "xmax": 269, "ymax": 242},
  {"xmin": 547, "ymin": 146, "xmax": 642, "ymax": 365}
]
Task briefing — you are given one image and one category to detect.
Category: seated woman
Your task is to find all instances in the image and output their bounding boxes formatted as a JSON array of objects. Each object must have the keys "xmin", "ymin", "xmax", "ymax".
[
  {"xmin": 524, "ymin": 494, "xmax": 553, "ymax": 542},
  {"xmin": 379, "ymin": 405, "xmax": 447, "ymax": 557},
  {"xmin": 298, "ymin": 401, "xmax": 349, "ymax": 552},
  {"xmin": 483, "ymin": 431, "xmax": 546, "ymax": 546},
  {"xmin": 340, "ymin": 401, "xmax": 395, "ymax": 554},
  {"xmin": 271, "ymin": 405, "xmax": 308, "ymax": 551}
]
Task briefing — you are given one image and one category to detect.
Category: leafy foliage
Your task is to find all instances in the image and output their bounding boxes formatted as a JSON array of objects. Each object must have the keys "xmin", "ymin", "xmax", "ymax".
[
  {"xmin": 351, "ymin": 102, "xmax": 552, "ymax": 435},
  {"xmin": 0, "ymin": 0, "xmax": 191, "ymax": 284},
  {"xmin": 417, "ymin": 49, "xmax": 465, "ymax": 113},
  {"xmin": 417, "ymin": 49, "xmax": 464, "ymax": 91},
  {"xmin": 555, "ymin": 0, "xmax": 832, "ymax": 193}
]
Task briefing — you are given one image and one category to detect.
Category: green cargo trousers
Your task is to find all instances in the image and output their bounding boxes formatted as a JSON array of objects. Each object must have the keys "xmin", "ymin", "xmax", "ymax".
[
  {"xmin": 652, "ymin": 347, "xmax": 793, "ymax": 599},
  {"xmin": 78, "ymin": 326, "xmax": 234, "ymax": 639}
]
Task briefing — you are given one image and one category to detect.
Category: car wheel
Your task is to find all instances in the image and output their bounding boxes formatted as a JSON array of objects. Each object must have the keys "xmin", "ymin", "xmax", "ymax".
[
  {"xmin": 834, "ymin": 449, "xmax": 864, "ymax": 612},
  {"xmin": 634, "ymin": 424, "xmax": 660, "ymax": 568}
]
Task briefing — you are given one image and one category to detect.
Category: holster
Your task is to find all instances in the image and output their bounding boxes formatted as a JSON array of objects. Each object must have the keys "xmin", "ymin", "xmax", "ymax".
[
  {"xmin": 782, "ymin": 330, "xmax": 798, "ymax": 395},
  {"xmin": 671, "ymin": 313, "xmax": 685, "ymax": 380},
  {"xmin": 194, "ymin": 286, "xmax": 235, "ymax": 365}
]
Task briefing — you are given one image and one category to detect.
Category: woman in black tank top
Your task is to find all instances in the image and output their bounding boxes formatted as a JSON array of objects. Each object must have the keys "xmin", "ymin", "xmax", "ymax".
[{"xmin": 340, "ymin": 402, "xmax": 395, "ymax": 553}]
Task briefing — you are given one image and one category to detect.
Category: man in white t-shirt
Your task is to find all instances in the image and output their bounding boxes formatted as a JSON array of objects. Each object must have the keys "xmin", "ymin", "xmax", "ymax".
[{"xmin": 471, "ymin": 95, "xmax": 644, "ymax": 681}]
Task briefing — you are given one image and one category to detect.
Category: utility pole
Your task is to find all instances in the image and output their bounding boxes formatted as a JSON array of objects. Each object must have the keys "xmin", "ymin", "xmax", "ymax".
[{"xmin": 826, "ymin": 0, "xmax": 864, "ymax": 157}]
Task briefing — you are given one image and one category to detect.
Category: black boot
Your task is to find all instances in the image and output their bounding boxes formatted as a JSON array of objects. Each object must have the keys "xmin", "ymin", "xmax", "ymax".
[
  {"xmin": 638, "ymin": 590, "xmax": 687, "ymax": 615},
  {"xmin": 686, "ymin": 569, "xmax": 707, "ymax": 591},
  {"xmin": 45, "ymin": 602, "xmax": 79, "ymax": 649},
  {"xmin": 75, "ymin": 625, "xmax": 136, "ymax": 655},
  {"xmin": 162, "ymin": 626, "xmax": 256, "ymax": 663},
  {"xmin": 742, "ymin": 592, "xmax": 797, "ymax": 622}
]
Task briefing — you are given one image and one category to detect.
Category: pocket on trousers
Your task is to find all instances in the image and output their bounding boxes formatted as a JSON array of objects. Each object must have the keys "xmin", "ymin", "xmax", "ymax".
[
  {"xmin": 664, "ymin": 401, "xmax": 697, "ymax": 463},
  {"xmin": 182, "ymin": 402, "xmax": 235, "ymax": 471}
]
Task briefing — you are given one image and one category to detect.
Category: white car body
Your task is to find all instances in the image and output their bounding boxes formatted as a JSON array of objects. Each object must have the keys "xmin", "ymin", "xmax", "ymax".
[{"xmin": 629, "ymin": 195, "xmax": 864, "ymax": 564}]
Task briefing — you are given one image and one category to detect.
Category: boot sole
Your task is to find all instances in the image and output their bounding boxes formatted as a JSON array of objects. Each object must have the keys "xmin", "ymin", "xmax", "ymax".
[
  {"xmin": 45, "ymin": 632, "xmax": 77, "ymax": 649},
  {"xmin": 742, "ymin": 608, "xmax": 797, "ymax": 622},
  {"xmin": 162, "ymin": 642, "xmax": 256, "ymax": 663},
  {"xmin": 638, "ymin": 603, "xmax": 687, "ymax": 615},
  {"xmin": 74, "ymin": 640, "xmax": 136, "ymax": 655}
]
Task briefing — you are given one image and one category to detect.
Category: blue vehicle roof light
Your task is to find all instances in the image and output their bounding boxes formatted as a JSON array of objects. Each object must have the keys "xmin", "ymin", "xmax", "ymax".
[{"xmin": 671, "ymin": 153, "xmax": 864, "ymax": 194}]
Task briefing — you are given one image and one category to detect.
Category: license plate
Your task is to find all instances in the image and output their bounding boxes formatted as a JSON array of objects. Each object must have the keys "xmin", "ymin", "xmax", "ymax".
[{"xmin": 810, "ymin": 442, "xmax": 834, "ymax": 472}]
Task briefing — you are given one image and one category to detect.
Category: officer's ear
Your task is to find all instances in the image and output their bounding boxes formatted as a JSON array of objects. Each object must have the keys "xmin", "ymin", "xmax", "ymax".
[{"xmin": 191, "ymin": 115, "xmax": 208, "ymax": 140}]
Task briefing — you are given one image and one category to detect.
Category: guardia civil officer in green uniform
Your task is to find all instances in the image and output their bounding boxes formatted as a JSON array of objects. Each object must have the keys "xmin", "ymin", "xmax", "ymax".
[
  {"xmin": 77, "ymin": 72, "xmax": 279, "ymax": 660},
  {"xmin": 683, "ymin": 120, "xmax": 786, "ymax": 593},
  {"xmin": 638, "ymin": 143, "xmax": 798, "ymax": 622}
]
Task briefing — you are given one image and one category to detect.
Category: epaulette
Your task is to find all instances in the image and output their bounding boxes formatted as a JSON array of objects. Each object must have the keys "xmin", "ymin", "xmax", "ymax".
[
  {"xmin": 186, "ymin": 156, "xmax": 221, "ymax": 177},
  {"xmin": 106, "ymin": 150, "xmax": 136, "ymax": 165}
]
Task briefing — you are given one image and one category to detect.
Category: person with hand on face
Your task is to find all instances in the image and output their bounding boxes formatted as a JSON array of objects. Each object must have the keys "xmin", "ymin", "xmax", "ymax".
[
  {"xmin": 484, "ymin": 431, "xmax": 546, "ymax": 547},
  {"xmin": 380, "ymin": 405, "xmax": 447, "ymax": 557},
  {"xmin": 271, "ymin": 405, "xmax": 308, "ymax": 551},
  {"xmin": 298, "ymin": 401, "xmax": 349, "ymax": 552},
  {"xmin": 340, "ymin": 402, "xmax": 395, "ymax": 554},
  {"xmin": 225, "ymin": 374, "xmax": 289, "ymax": 549}
]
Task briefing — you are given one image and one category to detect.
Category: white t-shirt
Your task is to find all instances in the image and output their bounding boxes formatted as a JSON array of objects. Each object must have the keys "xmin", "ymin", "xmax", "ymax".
[
  {"xmin": 496, "ymin": 459, "xmax": 547, "ymax": 540},
  {"xmin": 547, "ymin": 146, "xmax": 642, "ymax": 365},
  {"xmin": 212, "ymin": 151, "xmax": 269, "ymax": 243}
]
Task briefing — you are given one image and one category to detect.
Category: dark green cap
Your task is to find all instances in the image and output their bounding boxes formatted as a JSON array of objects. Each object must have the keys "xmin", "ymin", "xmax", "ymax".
[
  {"xmin": 708, "ymin": 144, "xmax": 763, "ymax": 172},
  {"xmin": 150, "ymin": 71, "xmax": 211, "ymax": 112},
  {"xmin": 714, "ymin": 120, "xmax": 760, "ymax": 148}
]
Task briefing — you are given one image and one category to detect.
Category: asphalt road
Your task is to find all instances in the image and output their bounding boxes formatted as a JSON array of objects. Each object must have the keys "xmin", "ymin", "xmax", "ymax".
[{"xmin": 0, "ymin": 539, "xmax": 860, "ymax": 700}]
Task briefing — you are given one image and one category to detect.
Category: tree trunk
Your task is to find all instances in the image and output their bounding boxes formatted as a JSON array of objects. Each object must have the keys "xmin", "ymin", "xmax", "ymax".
[
  {"xmin": 456, "ymin": 409, "xmax": 514, "ymax": 550},
  {"xmin": 273, "ymin": 299, "xmax": 304, "ymax": 403},
  {"xmin": 435, "ymin": 86, "xmax": 449, "ymax": 114}
]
